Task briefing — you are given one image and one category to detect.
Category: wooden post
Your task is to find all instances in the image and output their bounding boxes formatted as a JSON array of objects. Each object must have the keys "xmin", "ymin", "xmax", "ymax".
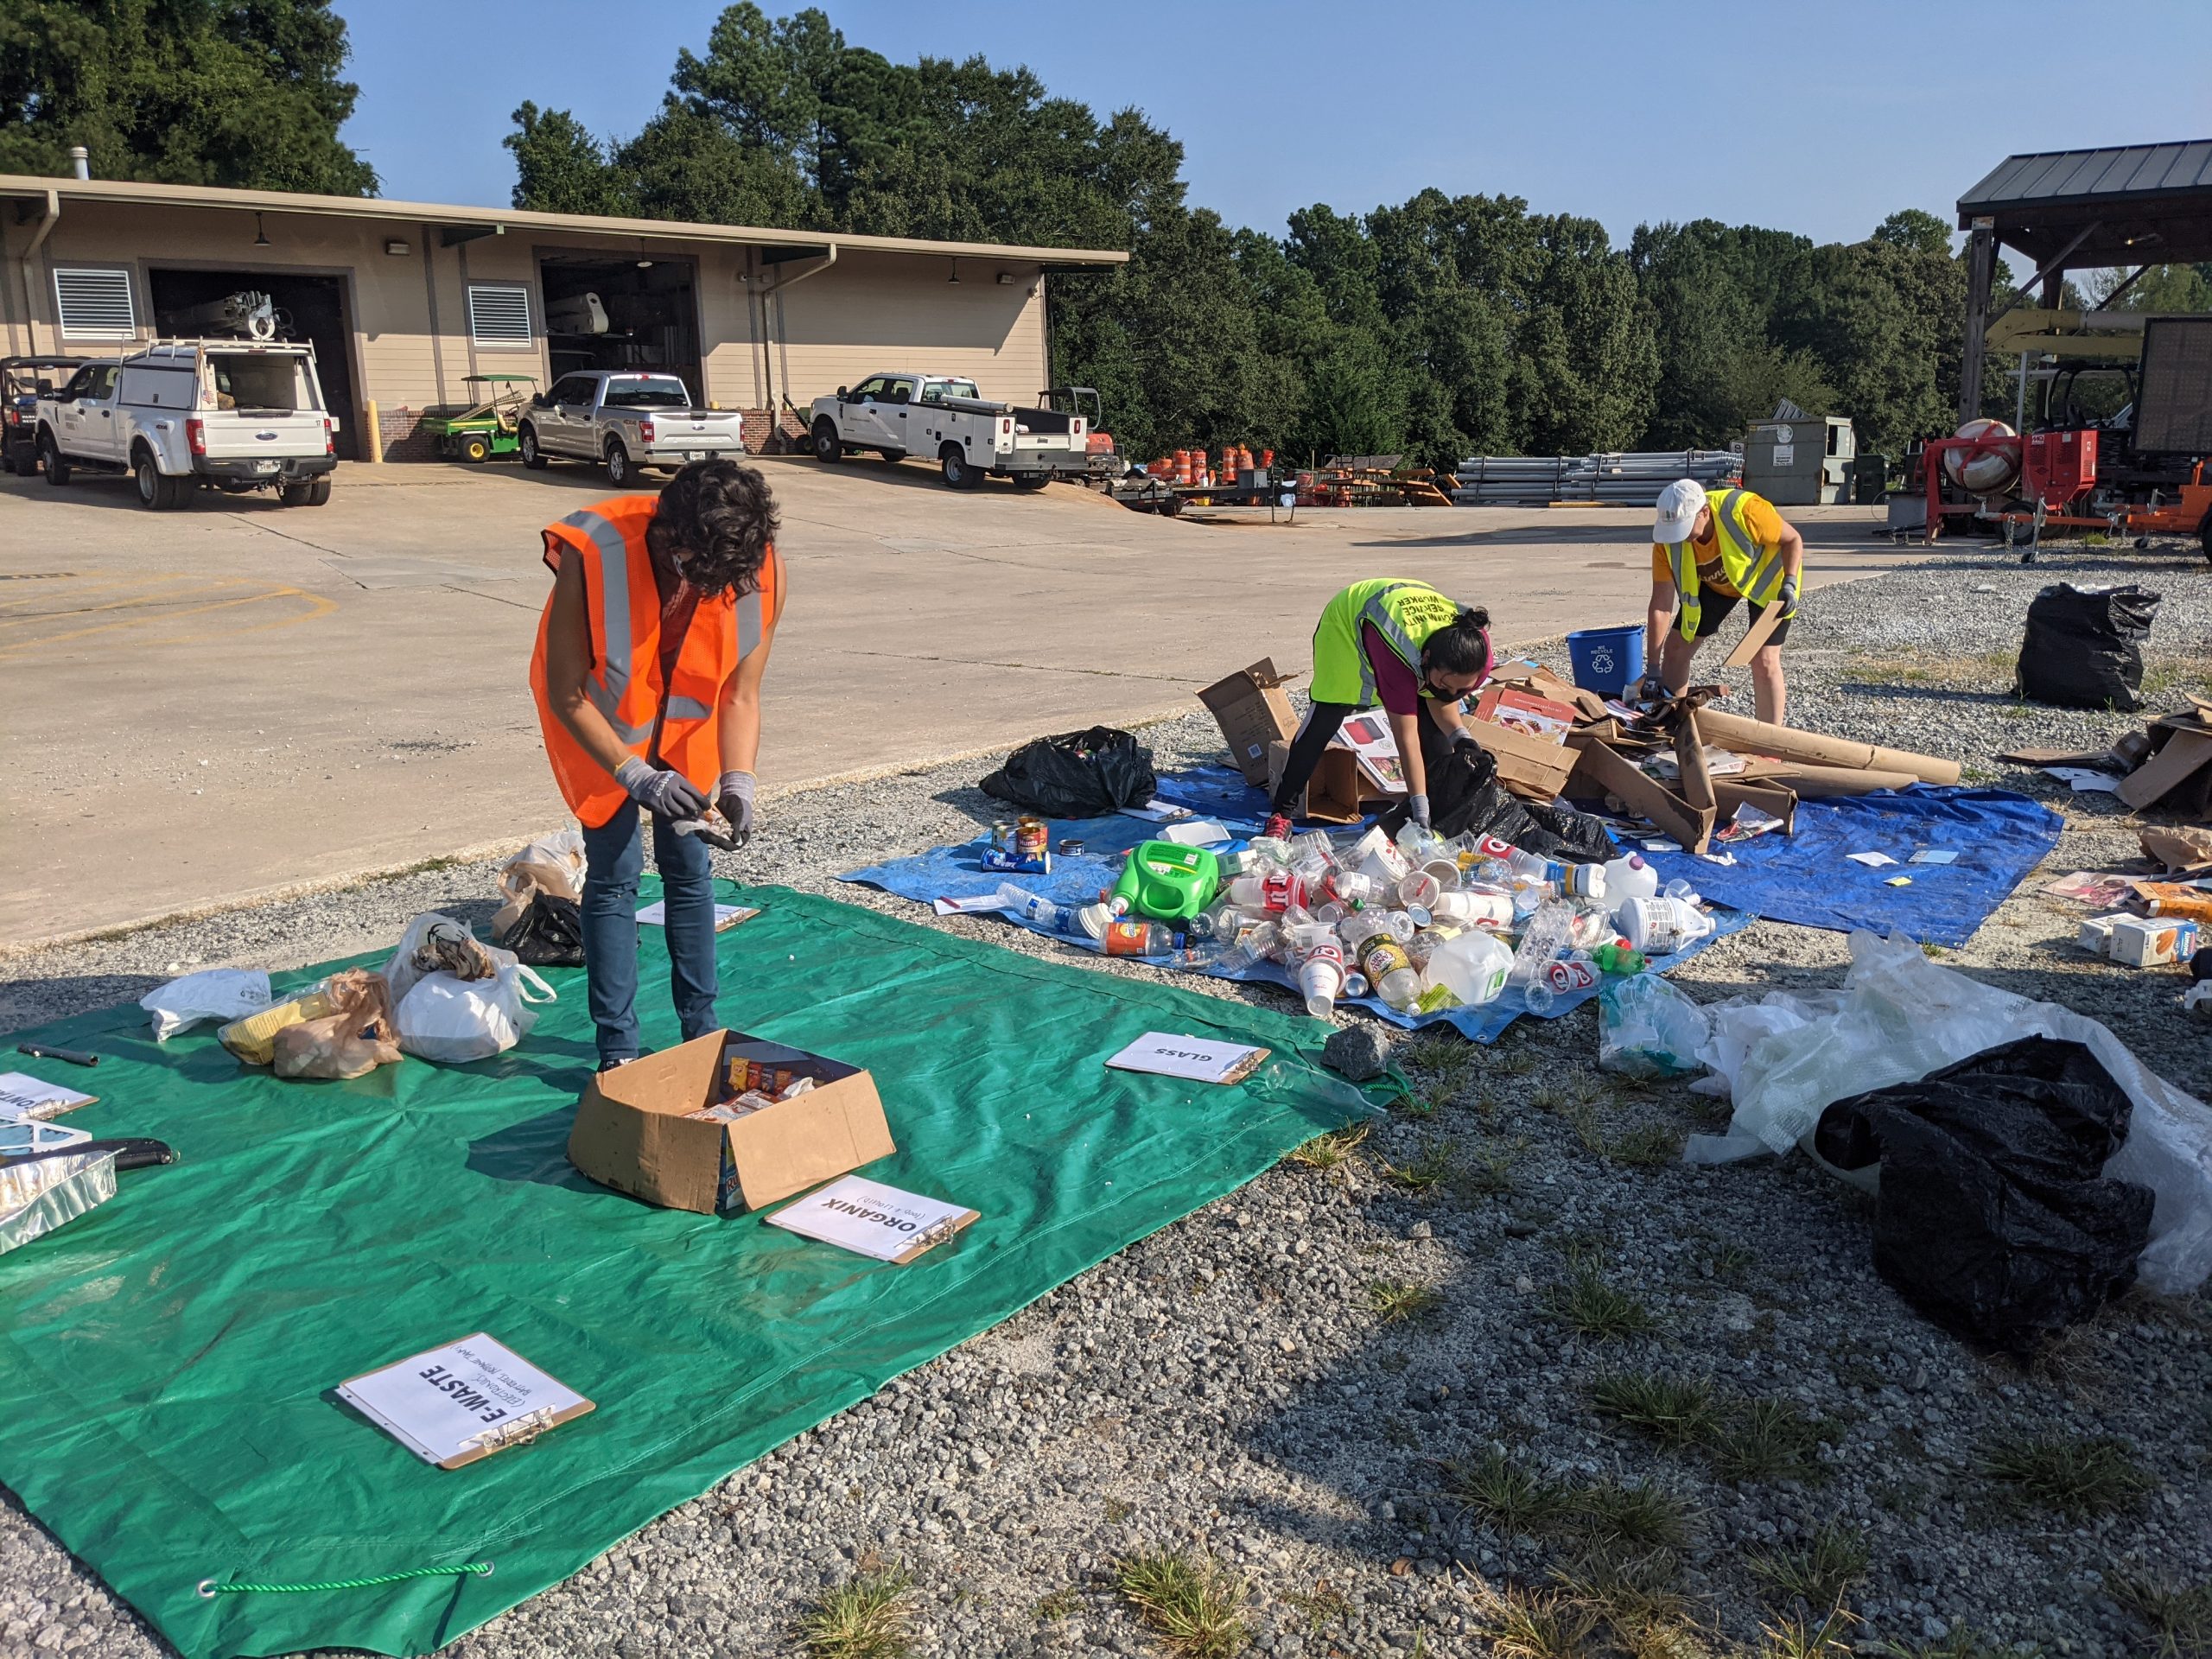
[{"xmin": 1958, "ymin": 219, "xmax": 1996, "ymax": 423}]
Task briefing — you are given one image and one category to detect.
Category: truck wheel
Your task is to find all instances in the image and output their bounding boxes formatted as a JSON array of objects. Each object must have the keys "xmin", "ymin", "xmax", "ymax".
[
  {"xmin": 605, "ymin": 441, "xmax": 632, "ymax": 487},
  {"xmin": 939, "ymin": 444, "xmax": 979, "ymax": 490},
  {"xmin": 2199, "ymin": 510, "xmax": 2212, "ymax": 568},
  {"xmin": 133, "ymin": 448, "xmax": 182, "ymax": 511},
  {"xmin": 281, "ymin": 476, "xmax": 333, "ymax": 507},
  {"xmin": 39, "ymin": 434, "xmax": 69, "ymax": 486},
  {"xmin": 876, "ymin": 449, "xmax": 906, "ymax": 465},
  {"xmin": 812, "ymin": 419, "xmax": 844, "ymax": 463},
  {"xmin": 462, "ymin": 435, "xmax": 491, "ymax": 464},
  {"xmin": 1014, "ymin": 474, "xmax": 1051, "ymax": 493},
  {"xmin": 519, "ymin": 425, "xmax": 548, "ymax": 470}
]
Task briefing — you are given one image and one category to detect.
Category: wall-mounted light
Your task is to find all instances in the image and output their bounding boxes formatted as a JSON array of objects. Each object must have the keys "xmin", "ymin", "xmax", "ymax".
[
  {"xmin": 385, "ymin": 238, "xmax": 410, "ymax": 257},
  {"xmin": 253, "ymin": 213, "xmax": 271, "ymax": 248},
  {"xmin": 637, "ymin": 259, "xmax": 654, "ymax": 269},
  {"xmin": 996, "ymin": 271, "xmax": 1014, "ymax": 285}
]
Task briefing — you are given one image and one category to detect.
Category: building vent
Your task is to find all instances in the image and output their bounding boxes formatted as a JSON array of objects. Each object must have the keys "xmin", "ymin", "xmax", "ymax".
[
  {"xmin": 467, "ymin": 283, "xmax": 534, "ymax": 349},
  {"xmin": 53, "ymin": 267, "xmax": 137, "ymax": 340}
]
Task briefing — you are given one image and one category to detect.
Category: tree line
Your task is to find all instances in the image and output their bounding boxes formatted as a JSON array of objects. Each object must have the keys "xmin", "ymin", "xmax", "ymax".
[{"xmin": 17, "ymin": 2, "xmax": 2206, "ymax": 471}]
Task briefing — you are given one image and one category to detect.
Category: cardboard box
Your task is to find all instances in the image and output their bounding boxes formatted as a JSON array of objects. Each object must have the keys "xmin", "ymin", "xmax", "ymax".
[
  {"xmin": 1464, "ymin": 715, "xmax": 1579, "ymax": 803},
  {"xmin": 1267, "ymin": 739, "xmax": 1384, "ymax": 825},
  {"xmin": 2108, "ymin": 915, "xmax": 2200, "ymax": 968},
  {"xmin": 2119, "ymin": 725, "xmax": 2212, "ymax": 813},
  {"xmin": 1563, "ymin": 738, "xmax": 1717, "ymax": 853},
  {"xmin": 1471, "ymin": 685, "xmax": 1579, "ymax": 745},
  {"xmin": 1199, "ymin": 659, "xmax": 1300, "ymax": 786},
  {"xmin": 567, "ymin": 1030, "xmax": 895, "ymax": 1216}
]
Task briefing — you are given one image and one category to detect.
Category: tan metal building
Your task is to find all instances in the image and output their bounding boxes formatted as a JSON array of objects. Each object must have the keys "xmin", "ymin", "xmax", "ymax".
[{"xmin": 0, "ymin": 174, "xmax": 1125, "ymax": 460}]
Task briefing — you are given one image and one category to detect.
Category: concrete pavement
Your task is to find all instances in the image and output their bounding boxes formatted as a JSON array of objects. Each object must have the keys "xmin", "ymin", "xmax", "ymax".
[{"xmin": 0, "ymin": 456, "xmax": 1912, "ymax": 945}]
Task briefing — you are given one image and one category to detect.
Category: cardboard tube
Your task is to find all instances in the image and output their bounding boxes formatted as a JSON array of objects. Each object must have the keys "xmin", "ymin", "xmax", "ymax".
[
  {"xmin": 1751, "ymin": 762, "xmax": 1923, "ymax": 798},
  {"xmin": 1692, "ymin": 708, "xmax": 1961, "ymax": 785}
]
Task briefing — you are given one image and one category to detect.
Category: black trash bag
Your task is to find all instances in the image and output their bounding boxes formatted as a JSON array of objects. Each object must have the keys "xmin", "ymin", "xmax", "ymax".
[
  {"xmin": 1814, "ymin": 1035, "xmax": 2153, "ymax": 1351},
  {"xmin": 495, "ymin": 892, "xmax": 586, "ymax": 968},
  {"xmin": 1416, "ymin": 744, "xmax": 1618, "ymax": 861},
  {"xmin": 980, "ymin": 726, "xmax": 1157, "ymax": 817},
  {"xmin": 2015, "ymin": 582, "xmax": 2160, "ymax": 711}
]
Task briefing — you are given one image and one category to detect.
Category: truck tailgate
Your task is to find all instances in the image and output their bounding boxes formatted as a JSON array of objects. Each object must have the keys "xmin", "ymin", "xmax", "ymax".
[{"xmin": 194, "ymin": 411, "xmax": 329, "ymax": 460}]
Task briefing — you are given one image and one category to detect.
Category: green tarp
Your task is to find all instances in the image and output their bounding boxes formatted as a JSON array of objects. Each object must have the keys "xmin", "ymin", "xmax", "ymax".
[{"xmin": 0, "ymin": 886, "xmax": 1377, "ymax": 1659}]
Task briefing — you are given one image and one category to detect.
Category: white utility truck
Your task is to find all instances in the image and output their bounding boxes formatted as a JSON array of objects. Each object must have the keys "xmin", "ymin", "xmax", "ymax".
[
  {"xmin": 807, "ymin": 372, "xmax": 1090, "ymax": 490},
  {"xmin": 35, "ymin": 339, "xmax": 338, "ymax": 509}
]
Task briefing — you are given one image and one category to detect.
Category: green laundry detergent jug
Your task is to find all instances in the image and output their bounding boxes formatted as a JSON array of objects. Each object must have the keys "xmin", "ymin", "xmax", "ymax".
[{"xmin": 1111, "ymin": 842, "xmax": 1222, "ymax": 922}]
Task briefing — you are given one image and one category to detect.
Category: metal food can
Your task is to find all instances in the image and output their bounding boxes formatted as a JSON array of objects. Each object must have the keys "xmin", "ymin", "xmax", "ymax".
[
  {"xmin": 1059, "ymin": 837, "xmax": 1085, "ymax": 856},
  {"xmin": 1016, "ymin": 815, "xmax": 1049, "ymax": 861}
]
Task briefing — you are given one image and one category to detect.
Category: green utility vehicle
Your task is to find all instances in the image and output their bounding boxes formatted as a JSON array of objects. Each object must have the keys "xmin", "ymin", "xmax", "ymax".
[{"xmin": 428, "ymin": 373, "xmax": 540, "ymax": 462}]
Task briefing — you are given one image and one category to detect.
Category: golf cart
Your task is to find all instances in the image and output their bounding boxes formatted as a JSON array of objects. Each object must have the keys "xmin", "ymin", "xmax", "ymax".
[
  {"xmin": 2, "ymin": 355, "xmax": 89, "ymax": 474},
  {"xmin": 427, "ymin": 373, "xmax": 540, "ymax": 463}
]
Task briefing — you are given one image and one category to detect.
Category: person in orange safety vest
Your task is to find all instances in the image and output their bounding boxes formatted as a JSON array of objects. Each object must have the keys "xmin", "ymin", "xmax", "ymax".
[{"xmin": 529, "ymin": 460, "xmax": 785, "ymax": 1070}]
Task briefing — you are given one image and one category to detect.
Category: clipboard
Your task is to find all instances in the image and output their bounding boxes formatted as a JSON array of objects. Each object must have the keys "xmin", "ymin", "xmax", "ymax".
[{"xmin": 338, "ymin": 1333, "xmax": 594, "ymax": 1469}]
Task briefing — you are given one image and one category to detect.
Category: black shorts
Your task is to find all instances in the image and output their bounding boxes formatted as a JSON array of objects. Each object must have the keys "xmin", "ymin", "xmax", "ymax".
[{"xmin": 1675, "ymin": 590, "xmax": 1794, "ymax": 648}]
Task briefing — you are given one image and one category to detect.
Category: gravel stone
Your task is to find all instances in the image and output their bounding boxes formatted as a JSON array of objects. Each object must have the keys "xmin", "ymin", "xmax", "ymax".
[
  {"xmin": 1321, "ymin": 1025, "xmax": 1394, "ymax": 1082},
  {"xmin": 2, "ymin": 544, "xmax": 2208, "ymax": 1658}
]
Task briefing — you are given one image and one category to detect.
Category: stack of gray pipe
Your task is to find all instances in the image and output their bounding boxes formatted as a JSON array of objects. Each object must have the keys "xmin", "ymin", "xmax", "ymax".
[{"xmin": 1450, "ymin": 449, "xmax": 1739, "ymax": 505}]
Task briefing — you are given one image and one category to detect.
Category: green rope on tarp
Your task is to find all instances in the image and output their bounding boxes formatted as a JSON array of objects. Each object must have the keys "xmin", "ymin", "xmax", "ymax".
[{"xmin": 198, "ymin": 1561, "xmax": 492, "ymax": 1598}]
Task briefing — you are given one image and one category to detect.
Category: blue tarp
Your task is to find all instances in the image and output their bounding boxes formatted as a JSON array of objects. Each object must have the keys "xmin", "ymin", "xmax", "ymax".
[
  {"xmin": 1623, "ymin": 786, "xmax": 2060, "ymax": 950},
  {"xmin": 838, "ymin": 785, "xmax": 1750, "ymax": 1044}
]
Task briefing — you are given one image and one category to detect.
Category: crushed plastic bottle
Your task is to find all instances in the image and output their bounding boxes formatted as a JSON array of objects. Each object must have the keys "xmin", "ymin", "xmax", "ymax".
[
  {"xmin": 995, "ymin": 883, "xmax": 1065, "ymax": 928},
  {"xmin": 1508, "ymin": 899, "xmax": 1576, "ymax": 986}
]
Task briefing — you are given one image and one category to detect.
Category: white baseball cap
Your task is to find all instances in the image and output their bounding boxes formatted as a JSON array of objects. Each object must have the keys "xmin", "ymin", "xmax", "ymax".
[{"xmin": 1652, "ymin": 478, "xmax": 1707, "ymax": 543}]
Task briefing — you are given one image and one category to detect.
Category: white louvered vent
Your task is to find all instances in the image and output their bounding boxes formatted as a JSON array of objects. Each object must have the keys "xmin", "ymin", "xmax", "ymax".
[
  {"xmin": 467, "ymin": 284, "xmax": 534, "ymax": 348},
  {"xmin": 53, "ymin": 267, "xmax": 137, "ymax": 340}
]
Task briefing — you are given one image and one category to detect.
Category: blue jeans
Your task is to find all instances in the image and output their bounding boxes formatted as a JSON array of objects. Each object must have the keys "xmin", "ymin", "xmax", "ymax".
[{"xmin": 580, "ymin": 800, "xmax": 719, "ymax": 1067}]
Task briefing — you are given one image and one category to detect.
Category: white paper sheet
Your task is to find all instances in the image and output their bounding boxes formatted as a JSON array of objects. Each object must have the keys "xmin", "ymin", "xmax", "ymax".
[
  {"xmin": 338, "ymin": 1334, "xmax": 588, "ymax": 1466},
  {"xmin": 2043, "ymin": 766, "xmax": 2125, "ymax": 794},
  {"xmin": 1103, "ymin": 1032, "xmax": 1270, "ymax": 1084},
  {"xmin": 767, "ymin": 1175, "xmax": 976, "ymax": 1262},
  {"xmin": 0, "ymin": 1071, "xmax": 95, "ymax": 1121},
  {"xmin": 933, "ymin": 893, "xmax": 1007, "ymax": 917},
  {"xmin": 1160, "ymin": 820, "xmax": 1231, "ymax": 847},
  {"xmin": 636, "ymin": 901, "xmax": 760, "ymax": 930},
  {"xmin": 1845, "ymin": 851, "xmax": 1897, "ymax": 868}
]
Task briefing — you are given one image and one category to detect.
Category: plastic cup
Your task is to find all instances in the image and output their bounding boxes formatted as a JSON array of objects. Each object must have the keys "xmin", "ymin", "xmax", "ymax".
[
  {"xmin": 1397, "ymin": 870, "xmax": 1442, "ymax": 911},
  {"xmin": 1298, "ymin": 950, "xmax": 1344, "ymax": 1017}
]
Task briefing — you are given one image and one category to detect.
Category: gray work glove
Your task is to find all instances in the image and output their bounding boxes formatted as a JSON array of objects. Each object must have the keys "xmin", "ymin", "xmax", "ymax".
[
  {"xmin": 1408, "ymin": 792, "xmax": 1431, "ymax": 828},
  {"xmin": 1451, "ymin": 728, "xmax": 1481, "ymax": 753},
  {"xmin": 615, "ymin": 756, "xmax": 709, "ymax": 820},
  {"xmin": 1635, "ymin": 673, "xmax": 1668, "ymax": 702},
  {"xmin": 715, "ymin": 770, "xmax": 757, "ymax": 847},
  {"xmin": 1777, "ymin": 575, "xmax": 1800, "ymax": 617}
]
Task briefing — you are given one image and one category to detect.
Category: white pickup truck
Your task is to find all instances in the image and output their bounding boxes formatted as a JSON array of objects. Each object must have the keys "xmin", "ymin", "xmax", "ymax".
[
  {"xmin": 517, "ymin": 371, "xmax": 747, "ymax": 486},
  {"xmin": 807, "ymin": 372, "xmax": 1090, "ymax": 490},
  {"xmin": 36, "ymin": 339, "xmax": 337, "ymax": 509}
]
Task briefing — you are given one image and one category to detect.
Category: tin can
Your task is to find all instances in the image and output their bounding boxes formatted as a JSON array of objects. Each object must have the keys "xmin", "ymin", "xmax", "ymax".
[
  {"xmin": 1059, "ymin": 837, "xmax": 1085, "ymax": 856},
  {"xmin": 990, "ymin": 820, "xmax": 1017, "ymax": 853},
  {"xmin": 1016, "ymin": 815, "xmax": 1049, "ymax": 861}
]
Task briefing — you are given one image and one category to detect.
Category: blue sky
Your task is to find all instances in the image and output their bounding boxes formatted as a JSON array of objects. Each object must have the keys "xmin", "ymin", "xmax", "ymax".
[{"xmin": 334, "ymin": 0, "xmax": 2212, "ymax": 261}]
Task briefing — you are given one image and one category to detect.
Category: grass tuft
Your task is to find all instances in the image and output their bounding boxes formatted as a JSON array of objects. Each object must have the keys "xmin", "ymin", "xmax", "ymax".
[
  {"xmin": 1588, "ymin": 1372, "xmax": 1719, "ymax": 1450},
  {"xmin": 1364, "ymin": 1279, "xmax": 1443, "ymax": 1325},
  {"xmin": 1454, "ymin": 1136, "xmax": 1526, "ymax": 1198},
  {"xmin": 1035, "ymin": 1587, "xmax": 1083, "ymax": 1620},
  {"xmin": 1384, "ymin": 1141, "xmax": 1456, "ymax": 1193},
  {"xmin": 1546, "ymin": 1262, "xmax": 1656, "ymax": 1340},
  {"xmin": 1609, "ymin": 1122, "xmax": 1684, "ymax": 1168},
  {"xmin": 1571, "ymin": 1481, "xmax": 1694, "ymax": 1554},
  {"xmin": 1979, "ymin": 1433, "xmax": 2158, "ymax": 1517},
  {"xmin": 1551, "ymin": 1552, "xmax": 1699, "ymax": 1659},
  {"xmin": 1712, "ymin": 1398, "xmax": 1832, "ymax": 1484},
  {"xmin": 1438, "ymin": 1447, "xmax": 1576, "ymax": 1539},
  {"xmin": 1283, "ymin": 1120, "xmax": 1369, "ymax": 1173},
  {"xmin": 2107, "ymin": 1570, "xmax": 2212, "ymax": 1658},
  {"xmin": 1747, "ymin": 1525, "xmax": 1870, "ymax": 1611},
  {"xmin": 1471, "ymin": 1581, "xmax": 1602, "ymax": 1659},
  {"xmin": 1282, "ymin": 1580, "xmax": 1352, "ymax": 1636},
  {"xmin": 794, "ymin": 1568, "xmax": 915, "ymax": 1659},
  {"xmin": 1754, "ymin": 1604, "xmax": 1856, "ymax": 1658},
  {"xmin": 1115, "ymin": 1549, "xmax": 1249, "ymax": 1659},
  {"xmin": 1865, "ymin": 1626, "xmax": 2014, "ymax": 1659}
]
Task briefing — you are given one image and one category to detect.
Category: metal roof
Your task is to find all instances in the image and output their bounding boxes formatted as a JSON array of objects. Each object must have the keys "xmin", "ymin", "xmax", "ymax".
[
  {"xmin": 1960, "ymin": 140, "xmax": 2212, "ymax": 215},
  {"xmin": 0, "ymin": 175, "xmax": 1128, "ymax": 269}
]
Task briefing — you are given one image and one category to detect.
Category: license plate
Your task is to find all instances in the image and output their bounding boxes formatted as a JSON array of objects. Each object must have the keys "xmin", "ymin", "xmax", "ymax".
[
  {"xmin": 251, "ymin": 461, "xmax": 278, "ymax": 474},
  {"xmin": 685, "ymin": 450, "xmax": 709, "ymax": 461}
]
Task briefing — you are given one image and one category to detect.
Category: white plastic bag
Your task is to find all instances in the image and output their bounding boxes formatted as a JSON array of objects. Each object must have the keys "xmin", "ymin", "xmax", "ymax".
[
  {"xmin": 1598, "ymin": 973, "xmax": 1712, "ymax": 1079},
  {"xmin": 396, "ymin": 961, "xmax": 556, "ymax": 1064},
  {"xmin": 140, "ymin": 969, "xmax": 272, "ymax": 1040},
  {"xmin": 492, "ymin": 829, "xmax": 587, "ymax": 938},
  {"xmin": 1685, "ymin": 929, "xmax": 2212, "ymax": 1294},
  {"xmin": 384, "ymin": 912, "xmax": 499, "ymax": 1009}
]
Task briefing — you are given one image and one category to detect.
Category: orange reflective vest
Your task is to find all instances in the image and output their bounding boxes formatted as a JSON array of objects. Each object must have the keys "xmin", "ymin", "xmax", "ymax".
[{"xmin": 528, "ymin": 496, "xmax": 780, "ymax": 829}]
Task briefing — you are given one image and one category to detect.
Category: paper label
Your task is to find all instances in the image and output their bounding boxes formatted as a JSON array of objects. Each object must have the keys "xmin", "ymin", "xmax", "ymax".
[
  {"xmin": 636, "ymin": 901, "xmax": 760, "ymax": 930},
  {"xmin": 767, "ymin": 1175, "xmax": 976, "ymax": 1262},
  {"xmin": 0, "ymin": 1072, "xmax": 95, "ymax": 1121},
  {"xmin": 339, "ymin": 1335, "xmax": 587, "ymax": 1465}
]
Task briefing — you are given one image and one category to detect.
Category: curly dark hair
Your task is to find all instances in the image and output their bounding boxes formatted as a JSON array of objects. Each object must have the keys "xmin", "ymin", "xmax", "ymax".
[
  {"xmin": 646, "ymin": 460, "xmax": 779, "ymax": 596},
  {"xmin": 1421, "ymin": 605, "xmax": 1493, "ymax": 678}
]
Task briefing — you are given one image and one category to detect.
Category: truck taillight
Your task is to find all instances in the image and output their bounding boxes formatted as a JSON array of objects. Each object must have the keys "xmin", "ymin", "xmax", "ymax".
[
  {"xmin": 186, "ymin": 417, "xmax": 207, "ymax": 457},
  {"xmin": 3, "ymin": 407, "xmax": 16, "ymax": 427},
  {"xmin": 324, "ymin": 416, "xmax": 334, "ymax": 455},
  {"xmin": 639, "ymin": 418, "xmax": 657, "ymax": 442}
]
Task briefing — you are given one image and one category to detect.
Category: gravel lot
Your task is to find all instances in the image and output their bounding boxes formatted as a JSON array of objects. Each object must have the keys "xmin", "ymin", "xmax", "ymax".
[{"xmin": 3, "ymin": 542, "xmax": 2209, "ymax": 1659}]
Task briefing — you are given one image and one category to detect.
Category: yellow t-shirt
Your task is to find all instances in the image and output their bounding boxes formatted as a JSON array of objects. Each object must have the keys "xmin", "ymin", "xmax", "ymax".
[{"xmin": 1649, "ymin": 493, "xmax": 1786, "ymax": 598}]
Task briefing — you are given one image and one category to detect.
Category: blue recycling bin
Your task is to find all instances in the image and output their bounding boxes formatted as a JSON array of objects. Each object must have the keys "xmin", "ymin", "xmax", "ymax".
[{"xmin": 1565, "ymin": 626, "xmax": 1643, "ymax": 698}]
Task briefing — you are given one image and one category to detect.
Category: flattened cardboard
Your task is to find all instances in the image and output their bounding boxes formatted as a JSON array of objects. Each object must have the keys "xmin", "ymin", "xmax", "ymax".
[
  {"xmin": 1713, "ymin": 779, "xmax": 1798, "ymax": 835},
  {"xmin": 1489, "ymin": 660, "xmax": 1608, "ymax": 721},
  {"xmin": 1568, "ymin": 740, "xmax": 1716, "ymax": 854},
  {"xmin": 567, "ymin": 1030, "xmax": 895, "ymax": 1216},
  {"xmin": 1722, "ymin": 599, "xmax": 1789, "ymax": 668},
  {"xmin": 1672, "ymin": 710, "xmax": 1717, "ymax": 814},
  {"xmin": 1462, "ymin": 715, "xmax": 1578, "ymax": 803},
  {"xmin": 1199, "ymin": 658, "xmax": 1301, "ymax": 786},
  {"xmin": 2118, "ymin": 729, "xmax": 2212, "ymax": 811}
]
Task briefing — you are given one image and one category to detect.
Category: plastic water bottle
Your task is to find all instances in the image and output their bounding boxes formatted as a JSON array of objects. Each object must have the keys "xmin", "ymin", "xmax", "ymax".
[
  {"xmin": 1342, "ymin": 913, "xmax": 1422, "ymax": 1010},
  {"xmin": 995, "ymin": 883, "xmax": 1061, "ymax": 927},
  {"xmin": 1100, "ymin": 919, "xmax": 1178, "ymax": 957},
  {"xmin": 1560, "ymin": 863, "xmax": 1608, "ymax": 901},
  {"xmin": 1509, "ymin": 899, "xmax": 1575, "ymax": 986}
]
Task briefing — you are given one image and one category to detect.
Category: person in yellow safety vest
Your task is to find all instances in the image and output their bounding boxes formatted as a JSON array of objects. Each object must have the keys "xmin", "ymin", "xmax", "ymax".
[
  {"xmin": 531, "ymin": 460, "xmax": 785, "ymax": 1071},
  {"xmin": 1261, "ymin": 579, "xmax": 1495, "ymax": 842},
  {"xmin": 1643, "ymin": 477, "xmax": 1805, "ymax": 725}
]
